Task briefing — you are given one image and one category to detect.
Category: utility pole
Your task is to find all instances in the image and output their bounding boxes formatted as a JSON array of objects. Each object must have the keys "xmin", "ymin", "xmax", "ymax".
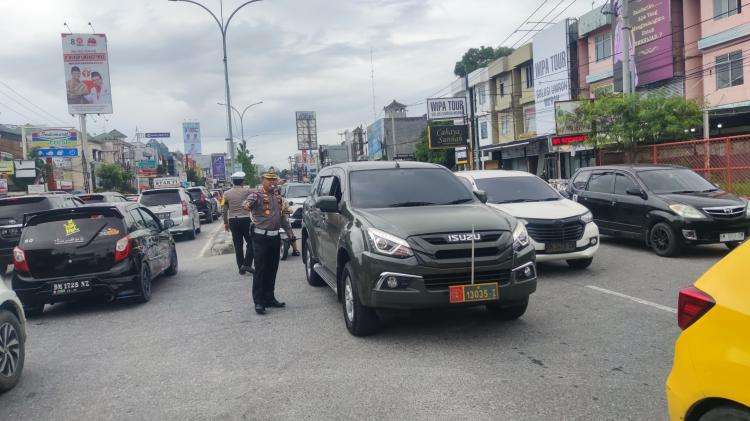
[
  {"xmin": 79, "ymin": 114, "xmax": 92, "ymax": 193},
  {"xmin": 621, "ymin": 0, "xmax": 633, "ymax": 94},
  {"xmin": 464, "ymin": 72, "xmax": 476, "ymax": 170}
]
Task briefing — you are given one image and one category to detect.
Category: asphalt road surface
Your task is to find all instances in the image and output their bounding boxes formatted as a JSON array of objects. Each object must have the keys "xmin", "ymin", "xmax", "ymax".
[{"xmin": 0, "ymin": 221, "xmax": 729, "ymax": 420}]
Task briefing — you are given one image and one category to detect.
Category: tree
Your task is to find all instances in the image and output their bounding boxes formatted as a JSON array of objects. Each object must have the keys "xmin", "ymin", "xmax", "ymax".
[
  {"xmin": 236, "ymin": 139, "xmax": 259, "ymax": 187},
  {"xmin": 574, "ymin": 93, "xmax": 703, "ymax": 163},
  {"xmin": 157, "ymin": 164, "xmax": 167, "ymax": 176},
  {"xmin": 186, "ymin": 167, "xmax": 203, "ymax": 185},
  {"xmin": 454, "ymin": 46, "xmax": 514, "ymax": 77},
  {"xmin": 96, "ymin": 163, "xmax": 126, "ymax": 191},
  {"xmin": 414, "ymin": 124, "xmax": 456, "ymax": 168}
]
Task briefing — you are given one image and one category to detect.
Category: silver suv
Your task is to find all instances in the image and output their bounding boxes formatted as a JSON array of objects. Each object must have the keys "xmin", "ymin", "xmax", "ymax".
[
  {"xmin": 0, "ymin": 279, "xmax": 26, "ymax": 392},
  {"xmin": 139, "ymin": 188, "xmax": 201, "ymax": 240}
]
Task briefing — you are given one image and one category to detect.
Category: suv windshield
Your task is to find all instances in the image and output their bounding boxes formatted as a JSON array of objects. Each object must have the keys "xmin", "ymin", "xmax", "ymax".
[
  {"xmin": 140, "ymin": 190, "xmax": 181, "ymax": 206},
  {"xmin": 285, "ymin": 185, "xmax": 311, "ymax": 198},
  {"xmin": 0, "ymin": 196, "xmax": 52, "ymax": 225},
  {"xmin": 187, "ymin": 189, "xmax": 203, "ymax": 201},
  {"xmin": 637, "ymin": 169, "xmax": 717, "ymax": 194},
  {"xmin": 350, "ymin": 168, "xmax": 474, "ymax": 208},
  {"xmin": 475, "ymin": 176, "xmax": 560, "ymax": 204}
]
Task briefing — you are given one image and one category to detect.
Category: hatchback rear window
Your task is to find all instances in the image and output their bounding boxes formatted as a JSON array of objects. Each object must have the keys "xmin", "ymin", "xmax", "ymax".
[
  {"xmin": 77, "ymin": 194, "xmax": 106, "ymax": 203},
  {"xmin": 22, "ymin": 210, "xmax": 125, "ymax": 249},
  {"xmin": 0, "ymin": 196, "xmax": 52, "ymax": 225},
  {"xmin": 187, "ymin": 190, "xmax": 203, "ymax": 201},
  {"xmin": 140, "ymin": 190, "xmax": 181, "ymax": 206}
]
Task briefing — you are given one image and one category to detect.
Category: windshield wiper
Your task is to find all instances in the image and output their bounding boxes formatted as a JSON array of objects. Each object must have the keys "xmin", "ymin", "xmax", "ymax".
[
  {"xmin": 443, "ymin": 198, "xmax": 474, "ymax": 205},
  {"xmin": 388, "ymin": 201, "xmax": 436, "ymax": 208},
  {"xmin": 498, "ymin": 199, "xmax": 539, "ymax": 203},
  {"xmin": 701, "ymin": 188, "xmax": 719, "ymax": 192},
  {"xmin": 669, "ymin": 190, "xmax": 699, "ymax": 194},
  {"xmin": 540, "ymin": 198, "xmax": 560, "ymax": 201}
]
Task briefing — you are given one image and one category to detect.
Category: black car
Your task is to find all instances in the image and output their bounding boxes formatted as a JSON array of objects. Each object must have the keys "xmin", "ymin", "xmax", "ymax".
[
  {"xmin": 0, "ymin": 194, "xmax": 84, "ymax": 268},
  {"xmin": 186, "ymin": 187, "xmax": 219, "ymax": 223},
  {"xmin": 76, "ymin": 192, "xmax": 129, "ymax": 203},
  {"xmin": 567, "ymin": 165, "xmax": 750, "ymax": 256},
  {"xmin": 11, "ymin": 202, "xmax": 178, "ymax": 316}
]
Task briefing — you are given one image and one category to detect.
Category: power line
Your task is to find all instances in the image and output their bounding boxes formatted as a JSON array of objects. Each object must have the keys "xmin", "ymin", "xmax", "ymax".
[
  {"xmin": 511, "ymin": 0, "xmax": 570, "ymax": 49},
  {"xmin": 0, "ymin": 99, "xmax": 38, "ymax": 123},
  {"xmin": 497, "ymin": 0, "xmax": 552, "ymax": 48},
  {"xmin": 0, "ymin": 81, "xmax": 71, "ymax": 126}
]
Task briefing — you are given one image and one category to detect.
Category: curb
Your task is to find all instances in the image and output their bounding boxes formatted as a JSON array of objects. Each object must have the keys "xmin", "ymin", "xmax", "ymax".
[{"xmin": 200, "ymin": 224, "xmax": 234, "ymax": 257}]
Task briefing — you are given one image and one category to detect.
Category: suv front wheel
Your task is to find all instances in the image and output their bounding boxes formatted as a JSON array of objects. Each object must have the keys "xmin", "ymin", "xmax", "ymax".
[
  {"xmin": 304, "ymin": 239, "xmax": 325, "ymax": 287},
  {"xmin": 649, "ymin": 222, "xmax": 682, "ymax": 257},
  {"xmin": 486, "ymin": 298, "xmax": 528, "ymax": 320},
  {"xmin": 342, "ymin": 263, "xmax": 378, "ymax": 336}
]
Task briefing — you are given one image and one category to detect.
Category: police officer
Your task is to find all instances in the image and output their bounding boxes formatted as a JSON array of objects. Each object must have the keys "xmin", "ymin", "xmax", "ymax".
[
  {"xmin": 223, "ymin": 171, "xmax": 254, "ymax": 275},
  {"xmin": 243, "ymin": 167, "xmax": 295, "ymax": 315}
]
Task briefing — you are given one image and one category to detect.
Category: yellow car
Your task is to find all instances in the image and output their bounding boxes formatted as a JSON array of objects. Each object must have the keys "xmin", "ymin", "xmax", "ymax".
[{"xmin": 666, "ymin": 241, "xmax": 750, "ymax": 420}]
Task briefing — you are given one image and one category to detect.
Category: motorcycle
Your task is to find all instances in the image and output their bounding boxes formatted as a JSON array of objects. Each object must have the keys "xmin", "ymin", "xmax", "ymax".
[{"xmin": 280, "ymin": 230, "xmax": 291, "ymax": 260}]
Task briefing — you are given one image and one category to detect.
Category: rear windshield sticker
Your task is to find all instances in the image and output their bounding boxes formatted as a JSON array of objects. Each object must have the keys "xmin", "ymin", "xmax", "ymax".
[
  {"xmin": 64, "ymin": 219, "xmax": 80, "ymax": 236},
  {"xmin": 23, "ymin": 238, "xmax": 34, "ymax": 244},
  {"xmin": 100, "ymin": 227, "xmax": 120, "ymax": 236},
  {"xmin": 54, "ymin": 236, "xmax": 84, "ymax": 245}
]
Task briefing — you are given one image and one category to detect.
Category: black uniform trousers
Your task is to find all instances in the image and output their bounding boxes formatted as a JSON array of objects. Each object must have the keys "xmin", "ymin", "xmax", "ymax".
[
  {"xmin": 228, "ymin": 217, "xmax": 254, "ymax": 270},
  {"xmin": 252, "ymin": 233, "xmax": 281, "ymax": 305}
]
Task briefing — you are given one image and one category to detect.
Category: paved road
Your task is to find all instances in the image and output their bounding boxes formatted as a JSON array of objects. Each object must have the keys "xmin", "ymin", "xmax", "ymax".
[{"xmin": 0, "ymin": 222, "xmax": 729, "ymax": 420}]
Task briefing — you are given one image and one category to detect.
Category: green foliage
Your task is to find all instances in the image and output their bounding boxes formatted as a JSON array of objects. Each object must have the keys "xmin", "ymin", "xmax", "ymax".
[
  {"xmin": 157, "ymin": 164, "xmax": 167, "ymax": 176},
  {"xmin": 236, "ymin": 139, "xmax": 259, "ymax": 187},
  {"xmin": 96, "ymin": 163, "xmax": 126, "ymax": 191},
  {"xmin": 186, "ymin": 167, "xmax": 203, "ymax": 186},
  {"xmin": 414, "ymin": 123, "xmax": 456, "ymax": 168},
  {"xmin": 454, "ymin": 46, "xmax": 514, "ymax": 77},
  {"xmin": 575, "ymin": 93, "xmax": 704, "ymax": 162}
]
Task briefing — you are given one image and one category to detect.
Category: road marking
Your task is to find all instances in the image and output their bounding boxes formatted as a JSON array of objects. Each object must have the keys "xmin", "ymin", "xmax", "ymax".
[
  {"xmin": 585, "ymin": 285, "xmax": 677, "ymax": 314},
  {"xmin": 199, "ymin": 224, "xmax": 225, "ymax": 258}
]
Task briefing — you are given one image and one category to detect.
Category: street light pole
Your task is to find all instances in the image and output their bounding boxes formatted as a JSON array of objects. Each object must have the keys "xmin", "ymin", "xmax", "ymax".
[
  {"xmin": 218, "ymin": 101, "xmax": 262, "ymax": 145},
  {"xmin": 169, "ymin": 0, "xmax": 263, "ymax": 167}
]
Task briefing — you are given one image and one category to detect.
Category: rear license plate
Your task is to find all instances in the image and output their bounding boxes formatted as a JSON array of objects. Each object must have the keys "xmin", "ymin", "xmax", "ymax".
[
  {"xmin": 720, "ymin": 232, "xmax": 745, "ymax": 242},
  {"xmin": 51, "ymin": 280, "xmax": 91, "ymax": 295},
  {"xmin": 449, "ymin": 283, "xmax": 499, "ymax": 303},
  {"xmin": 545, "ymin": 241, "xmax": 576, "ymax": 253},
  {"xmin": 157, "ymin": 212, "xmax": 171, "ymax": 219}
]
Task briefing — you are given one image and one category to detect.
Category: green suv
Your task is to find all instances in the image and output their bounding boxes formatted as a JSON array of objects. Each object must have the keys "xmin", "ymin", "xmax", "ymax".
[{"xmin": 302, "ymin": 161, "xmax": 537, "ymax": 336}]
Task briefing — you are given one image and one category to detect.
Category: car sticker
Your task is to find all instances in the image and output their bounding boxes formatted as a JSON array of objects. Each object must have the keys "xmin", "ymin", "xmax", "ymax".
[
  {"xmin": 64, "ymin": 219, "xmax": 80, "ymax": 236},
  {"xmin": 100, "ymin": 227, "xmax": 121, "ymax": 236},
  {"xmin": 23, "ymin": 238, "xmax": 34, "ymax": 244},
  {"xmin": 54, "ymin": 236, "xmax": 84, "ymax": 245}
]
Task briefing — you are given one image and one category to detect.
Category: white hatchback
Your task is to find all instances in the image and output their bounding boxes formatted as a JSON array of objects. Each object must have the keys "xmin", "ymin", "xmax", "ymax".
[
  {"xmin": 456, "ymin": 170, "xmax": 599, "ymax": 268},
  {"xmin": 0, "ymin": 279, "xmax": 26, "ymax": 392}
]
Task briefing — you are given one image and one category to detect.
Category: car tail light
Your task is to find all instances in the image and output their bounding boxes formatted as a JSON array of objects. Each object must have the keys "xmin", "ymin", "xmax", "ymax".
[
  {"xmin": 13, "ymin": 246, "xmax": 29, "ymax": 273},
  {"xmin": 181, "ymin": 200, "xmax": 188, "ymax": 216},
  {"xmin": 678, "ymin": 286, "xmax": 715, "ymax": 330},
  {"xmin": 114, "ymin": 235, "xmax": 132, "ymax": 263}
]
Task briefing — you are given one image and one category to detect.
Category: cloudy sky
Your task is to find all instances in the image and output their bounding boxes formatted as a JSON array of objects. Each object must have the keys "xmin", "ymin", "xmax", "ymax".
[{"xmin": 0, "ymin": 0, "xmax": 598, "ymax": 169}]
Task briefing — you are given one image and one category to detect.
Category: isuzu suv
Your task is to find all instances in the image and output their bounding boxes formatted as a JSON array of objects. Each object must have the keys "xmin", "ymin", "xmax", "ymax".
[{"xmin": 302, "ymin": 161, "xmax": 537, "ymax": 336}]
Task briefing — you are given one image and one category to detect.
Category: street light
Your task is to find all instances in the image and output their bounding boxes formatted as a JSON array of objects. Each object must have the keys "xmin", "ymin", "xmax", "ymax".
[
  {"xmin": 169, "ymin": 0, "xmax": 263, "ymax": 166},
  {"xmin": 217, "ymin": 101, "xmax": 262, "ymax": 143},
  {"xmin": 717, "ymin": 123, "xmax": 723, "ymax": 137}
]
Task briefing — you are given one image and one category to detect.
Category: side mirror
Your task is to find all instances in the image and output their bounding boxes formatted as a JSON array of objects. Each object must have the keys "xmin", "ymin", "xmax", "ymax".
[
  {"xmin": 288, "ymin": 201, "xmax": 294, "ymax": 207},
  {"xmin": 162, "ymin": 219, "xmax": 175, "ymax": 229},
  {"xmin": 316, "ymin": 196, "xmax": 339, "ymax": 213},
  {"xmin": 474, "ymin": 190, "xmax": 488, "ymax": 204},
  {"xmin": 626, "ymin": 187, "xmax": 647, "ymax": 200}
]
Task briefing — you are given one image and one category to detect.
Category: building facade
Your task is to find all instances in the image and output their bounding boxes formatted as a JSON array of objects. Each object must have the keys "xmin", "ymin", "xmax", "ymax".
[{"xmin": 367, "ymin": 100, "xmax": 427, "ymax": 161}]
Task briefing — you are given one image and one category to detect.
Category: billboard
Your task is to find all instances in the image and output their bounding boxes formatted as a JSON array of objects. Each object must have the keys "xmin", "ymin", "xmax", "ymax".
[
  {"xmin": 426, "ymin": 97, "xmax": 467, "ymax": 120},
  {"xmin": 532, "ymin": 20, "xmax": 572, "ymax": 136},
  {"xmin": 555, "ymin": 101, "xmax": 591, "ymax": 135},
  {"xmin": 182, "ymin": 122, "xmax": 202, "ymax": 156},
  {"xmin": 211, "ymin": 154, "xmax": 226, "ymax": 181},
  {"xmin": 295, "ymin": 111, "xmax": 318, "ymax": 150},
  {"xmin": 31, "ymin": 129, "xmax": 78, "ymax": 149},
  {"xmin": 154, "ymin": 177, "xmax": 180, "ymax": 188},
  {"xmin": 428, "ymin": 125, "xmax": 468, "ymax": 149},
  {"xmin": 61, "ymin": 33, "xmax": 113, "ymax": 114},
  {"xmin": 366, "ymin": 120, "xmax": 384, "ymax": 160}
]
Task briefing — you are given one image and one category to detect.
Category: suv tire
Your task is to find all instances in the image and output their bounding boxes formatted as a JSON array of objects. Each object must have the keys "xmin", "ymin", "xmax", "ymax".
[
  {"xmin": 0, "ymin": 310, "xmax": 25, "ymax": 392},
  {"xmin": 304, "ymin": 239, "xmax": 325, "ymax": 287},
  {"xmin": 136, "ymin": 263, "xmax": 152, "ymax": 303},
  {"xmin": 164, "ymin": 245, "xmax": 178, "ymax": 276},
  {"xmin": 486, "ymin": 298, "xmax": 528, "ymax": 320},
  {"xmin": 649, "ymin": 222, "xmax": 682, "ymax": 257},
  {"xmin": 566, "ymin": 257, "xmax": 593, "ymax": 269},
  {"xmin": 342, "ymin": 263, "xmax": 378, "ymax": 336}
]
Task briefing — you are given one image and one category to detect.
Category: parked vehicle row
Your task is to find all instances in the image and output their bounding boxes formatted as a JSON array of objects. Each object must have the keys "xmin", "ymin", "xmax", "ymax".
[{"xmin": 139, "ymin": 188, "xmax": 203, "ymax": 240}]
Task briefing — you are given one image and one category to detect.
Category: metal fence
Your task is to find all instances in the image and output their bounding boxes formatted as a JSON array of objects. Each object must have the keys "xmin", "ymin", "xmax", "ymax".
[{"xmin": 598, "ymin": 135, "xmax": 750, "ymax": 197}]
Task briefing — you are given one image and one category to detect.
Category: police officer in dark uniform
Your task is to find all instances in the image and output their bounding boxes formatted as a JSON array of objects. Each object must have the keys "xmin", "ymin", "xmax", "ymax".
[
  {"xmin": 243, "ymin": 167, "xmax": 295, "ymax": 314},
  {"xmin": 223, "ymin": 171, "xmax": 254, "ymax": 275}
]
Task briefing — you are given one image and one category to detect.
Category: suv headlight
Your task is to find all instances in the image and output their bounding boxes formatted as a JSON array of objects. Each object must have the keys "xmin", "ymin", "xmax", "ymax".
[
  {"xmin": 512, "ymin": 222, "xmax": 530, "ymax": 252},
  {"xmin": 580, "ymin": 211, "xmax": 593, "ymax": 224},
  {"xmin": 669, "ymin": 204, "xmax": 706, "ymax": 219},
  {"xmin": 367, "ymin": 228, "xmax": 413, "ymax": 258}
]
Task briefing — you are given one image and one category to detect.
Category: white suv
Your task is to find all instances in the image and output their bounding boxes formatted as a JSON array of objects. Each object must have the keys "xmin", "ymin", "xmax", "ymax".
[
  {"xmin": 139, "ymin": 188, "xmax": 201, "ymax": 240},
  {"xmin": 456, "ymin": 170, "xmax": 599, "ymax": 269},
  {"xmin": 0, "ymin": 279, "xmax": 26, "ymax": 392}
]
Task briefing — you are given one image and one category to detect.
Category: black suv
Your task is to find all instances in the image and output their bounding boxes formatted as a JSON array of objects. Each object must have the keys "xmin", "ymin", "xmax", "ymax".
[
  {"xmin": 566, "ymin": 165, "xmax": 750, "ymax": 256},
  {"xmin": 302, "ymin": 161, "xmax": 537, "ymax": 336},
  {"xmin": 0, "ymin": 194, "xmax": 83, "ymax": 267},
  {"xmin": 187, "ymin": 187, "xmax": 219, "ymax": 223}
]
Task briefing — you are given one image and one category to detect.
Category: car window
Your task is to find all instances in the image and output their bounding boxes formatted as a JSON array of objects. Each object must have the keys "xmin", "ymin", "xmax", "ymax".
[
  {"xmin": 457, "ymin": 177, "xmax": 473, "ymax": 190},
  {"xmin": 140, "ymin": 190, "xmax": 182, "ymax": 206},
  {"xmin": 349, "ymin": 168, "xmax": 475, "ymax": 208},
  {"xmin": 475, "ymin": 176, "xmax": 560, "ymax": 203},
  {"xmin": 0, "ymin": 196, "xmax": 52, "ymax": 225},
  {"xmin": 123, "ymin": 210, "xmax": 139, "ymax": 233},
  {"xmin": 331, "ymin": 176, "xmax": 344, "ymax": 202},
  {"xmin": 286, "ymin": 185, "xmax": 312, "ymax": 198},
  {"xmin": 637, "ymin": 168, "xmax": 717, "ymax": 194},
  {"xmin": 614, "ymin": 173, "xmax": 638, "ymax": 195},
  {"xmin": 136, "ymin": 208, "xmax": 160, "ymax": 232},
  {"xmin": 587, "ymin": 172, "xmax": 615, "ymax": 194},
  {"xmin": 571, "ymin": 170, "xmax": 592, "ymax": 190},
  {"xmin": 130, "ymin": 209, "xmax": 149, "ymax": 230},
  {"xmin": 22, "ymin": 209, "xmax": 126, "ymax": 248},
  {"xmin": 319, "ymin": 177, "xmax": 334, "ymax": 196}
]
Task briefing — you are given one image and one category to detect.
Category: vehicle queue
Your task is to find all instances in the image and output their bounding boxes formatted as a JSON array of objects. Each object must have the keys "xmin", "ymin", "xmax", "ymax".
[{"xmin": 0, "ymin": 162, "xmax": 748, "ymax": 421}]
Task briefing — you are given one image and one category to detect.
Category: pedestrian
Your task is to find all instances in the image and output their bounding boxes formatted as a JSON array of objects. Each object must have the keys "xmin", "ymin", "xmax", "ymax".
[
  {"xmin": 223, "ymin": 171, "xmax": 254, "ymax": 275},
  {"xmin": 243, "ymin": 167, "xmax": 296, "ymax": 315}
]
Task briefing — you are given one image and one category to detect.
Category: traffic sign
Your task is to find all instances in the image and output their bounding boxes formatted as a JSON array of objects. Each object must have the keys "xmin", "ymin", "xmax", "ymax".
[
  {"xmin": 145, "ymin": 132, "xmax": 170, "ymax": 138},
  {"xmin": 137, "ymin": 160, "xmax": 157, "ymax": 169},
  {"xmin": 37, "ymin": 148, "xmax": 78, "ymax": 157}
]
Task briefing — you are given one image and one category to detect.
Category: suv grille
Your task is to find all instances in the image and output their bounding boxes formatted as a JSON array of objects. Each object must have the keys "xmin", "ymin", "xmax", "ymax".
[
  {"xmin": 702, "ymin": 206, "xmax": 745, "ymax": 218},
  {"xmin": 422, "ymin": 233, "xmax": 502, "ymax": 245},
  {"xmin": 410, "ymin": 230, "xmax": 511, "ymax": 263},
  {"xmin": 422, "ymin": 270, "xmax": 511, "ymax": 289},
  {"xmin": 525, "ymin": 219, "xmax": 584, "ymax": 243}
]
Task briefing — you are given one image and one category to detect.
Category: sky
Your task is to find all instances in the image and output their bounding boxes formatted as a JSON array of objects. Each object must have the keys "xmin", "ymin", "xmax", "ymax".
[{"xmin": 0, "ymin": 0, "xmax": 600, "ymax": 170}]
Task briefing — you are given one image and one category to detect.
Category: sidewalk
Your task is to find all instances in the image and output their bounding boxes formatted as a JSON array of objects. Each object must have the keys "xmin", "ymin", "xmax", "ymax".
[{"xmin": 200, "ymin": 224, "xmax": 235, "ymax": 257}]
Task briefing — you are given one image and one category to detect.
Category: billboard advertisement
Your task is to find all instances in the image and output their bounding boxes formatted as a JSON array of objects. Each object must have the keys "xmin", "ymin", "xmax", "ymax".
[
  {"xmin": 428, "ymin": 125, "xmax": 468, "ymax": 149},
  {"xmin": 295, "ymin": 111, "xmax": 318, "ymax": 150},
  {"xmin": 182, "ymin": 122, "xmax": 202, "ymax": 156},
  {"xmin": 61, "ymin": 33, "xmax": 113, "ymax": 114},
  {"xmin": 31, "ymin": 129, "xmax": 78, "ymax": 149},
  {"xmin": 154, "ymin": 177, "xmax": 181, "ymax": 188},
  {"xmin": 532, "ymin": 20, "xmax": 572, "ymax": 136},
  {"xmin": 366, "ymin": 120, "xmax": 384, "ymax": 160},
  {"xmin": 555, "ymin": 101, "xmax": 591, "ymax": 135},
  {"xmin": 211, "ymin": 154, "xmax": 226, "ymax": 181},
  {"xmin": 426, "ymin": 97, "xmax": 467, "ymax": 120}
]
